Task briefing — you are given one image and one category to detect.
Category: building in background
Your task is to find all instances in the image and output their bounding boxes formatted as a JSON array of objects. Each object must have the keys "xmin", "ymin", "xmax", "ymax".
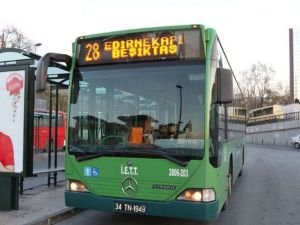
[{"xmin": 289, "ymin": 28, "xmax": 300, "ymax": 102}]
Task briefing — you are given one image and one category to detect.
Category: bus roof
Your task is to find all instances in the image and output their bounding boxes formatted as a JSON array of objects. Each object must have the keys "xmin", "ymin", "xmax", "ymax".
[
  {"xmin": 75, "ymin": 24, "xmax": 207, "ymax": 41},
  {"xmin": 249, "ymin": 104, "xmax": 283, "ymax": 113}
]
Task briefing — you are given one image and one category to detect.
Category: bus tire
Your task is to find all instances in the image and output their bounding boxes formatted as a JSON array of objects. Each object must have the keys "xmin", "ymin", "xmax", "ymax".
[
  {"xmin": 238, "ymin": 149, "xmax": 244, "ymax": 177},
  {"xmin": 222, "ymin": 159, "xmax": 233, "ymax": 211},
  {"xmin": 238, "ymin": 166, "xmax": 243, "ymax": 177}
]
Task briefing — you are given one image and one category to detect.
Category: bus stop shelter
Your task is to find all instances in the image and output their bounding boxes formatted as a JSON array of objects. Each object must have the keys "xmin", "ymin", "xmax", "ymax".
[{"xmin": 0, "ymin": 48, "xmax": 69, "ymax": 210}]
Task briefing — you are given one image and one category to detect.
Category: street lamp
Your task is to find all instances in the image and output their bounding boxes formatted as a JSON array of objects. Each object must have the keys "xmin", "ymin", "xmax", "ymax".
[
  {"xmin": 34, "ymin": 43, "xmax": 42, "ymax": 54},
  {"xmin": 176, "ymin": 85, "xmax": 183, "ymax": 137}
]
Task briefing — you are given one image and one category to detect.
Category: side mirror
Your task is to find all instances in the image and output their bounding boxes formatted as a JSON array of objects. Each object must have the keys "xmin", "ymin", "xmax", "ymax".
[
  {"xmin": 70, "ymin": 70, "xmax": 82, "ymax": 104},
  {"xmin": 217, "ymin": 68, "xmax": 233, "ymax": 104},
  {"xmin": 36, "ymin": 53, "xmax": 72, "ymax": 92}
]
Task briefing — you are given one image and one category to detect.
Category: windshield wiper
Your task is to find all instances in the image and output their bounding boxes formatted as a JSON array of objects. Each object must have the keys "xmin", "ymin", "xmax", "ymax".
[
  {"xmin": 115, "ymin": 145, "xmax": 188, "ymax": 167},
  {"xmin": 75, "ymin": 146, "xmax": 188, "ymax": 167},
  {"xmin": 69, "ymin": 145, "xmax": 87, "ymax": 155},
  {"xmin": 76, "ymin": 150, "xmax": 122, "ymax": 162},
  {"xmin": 148, "ymin": 149, "xmax": 188, "ymax": 167},
  {"xmin": 114, "ymin": 145, "xmax": 188, "ymax": 167}
]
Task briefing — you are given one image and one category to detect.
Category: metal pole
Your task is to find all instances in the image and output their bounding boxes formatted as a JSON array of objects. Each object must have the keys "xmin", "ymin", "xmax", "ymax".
[
  {"xmin": 35, "ymin": 115, "xmax": 41, "ymax": 151},
  {"xmin": 54, "ymin": 85, "xmax": 59, "ymax": 186},
  {"xmin": 289, "ymin": 29, "xmax": 294, "ymax": 103},
  {"xmin": 48, "ymin": 85, "xmax": 53, "ymax": 187},
  {"xmin": 19, "ymin": 177, "xmax": 24, "ymax": 195}
]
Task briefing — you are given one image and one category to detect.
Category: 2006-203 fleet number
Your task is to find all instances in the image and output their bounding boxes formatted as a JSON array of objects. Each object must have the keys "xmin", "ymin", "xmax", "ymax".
[{"xmin": 169, "ymin": 168, "xmax": 188, "ymax": 177}]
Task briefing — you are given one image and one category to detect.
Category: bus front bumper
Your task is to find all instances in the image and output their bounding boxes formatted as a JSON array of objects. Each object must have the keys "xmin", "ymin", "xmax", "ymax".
[{"xmin": 65, "ymin": 191, "xmax": 219, "ymax": 221}]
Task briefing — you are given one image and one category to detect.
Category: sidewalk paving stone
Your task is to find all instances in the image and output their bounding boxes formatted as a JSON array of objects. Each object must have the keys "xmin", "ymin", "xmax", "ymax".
[{"xmin": 0, "ymin": 182, "xmax": 70, "ymax": 225}]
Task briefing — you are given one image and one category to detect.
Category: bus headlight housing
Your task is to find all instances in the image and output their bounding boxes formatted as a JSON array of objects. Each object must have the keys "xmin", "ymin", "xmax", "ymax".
[
  {"xmin": 176, "ymin": 188, "xmax": 216, "ymax": 202},
  {"xmin": 67, "ymin": 180, "xmax": 89, "ymax": 192}
]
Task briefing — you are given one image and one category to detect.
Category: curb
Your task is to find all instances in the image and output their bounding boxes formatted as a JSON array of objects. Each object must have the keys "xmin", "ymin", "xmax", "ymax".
[
  {"xmin": 24, "ymin": 208, "xmax": 84, "ymax": 225},
  {"xmin": 248, "ymin": 143, "xmax": 295, "ymax": 151}
]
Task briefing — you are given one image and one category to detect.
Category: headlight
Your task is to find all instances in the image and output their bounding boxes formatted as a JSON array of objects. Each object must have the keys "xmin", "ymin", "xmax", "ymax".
[
  {"xmin": 67, "ymin": 180, "xmax": 89, "ymax": 192},
  {"xmin": 177, "ymin": 188, "xmax": 216, "ymax": 202}
]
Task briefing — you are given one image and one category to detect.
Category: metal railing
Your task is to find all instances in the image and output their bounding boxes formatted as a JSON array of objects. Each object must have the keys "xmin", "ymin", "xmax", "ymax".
[{"xmin": 19, "ymin": 168, "xmax": 65, "ymax": 195}]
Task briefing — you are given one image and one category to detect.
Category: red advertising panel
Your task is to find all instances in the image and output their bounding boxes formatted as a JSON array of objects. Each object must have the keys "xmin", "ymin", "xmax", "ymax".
[{"xmin": 0, "ymin": 70, "xmax": 25, "ymax": 173}]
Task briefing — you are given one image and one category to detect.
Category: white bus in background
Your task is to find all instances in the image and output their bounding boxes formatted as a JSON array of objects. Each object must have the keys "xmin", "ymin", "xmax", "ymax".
[
  {"xmin": 228, "ymin": 107, "xmax": 246, "ymax": 117},
  {"xmin": 248, "ymin": 105, "xmax": 284, "ymax": 125}
]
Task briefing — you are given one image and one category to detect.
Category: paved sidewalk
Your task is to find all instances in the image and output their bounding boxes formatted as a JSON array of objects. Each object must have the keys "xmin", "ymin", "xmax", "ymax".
[{"xmin": 0, "ymin": 182, "xmax": 79, "ymax": 225}]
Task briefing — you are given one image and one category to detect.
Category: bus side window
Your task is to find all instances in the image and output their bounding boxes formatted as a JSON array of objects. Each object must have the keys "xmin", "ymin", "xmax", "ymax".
[
  {"xmin": 209, "ymin": 39, "xmax": 222, "ymax": 168},
  {"xmin": 209, "ymin": 103, "xmax": 224, "ymax": 168}
]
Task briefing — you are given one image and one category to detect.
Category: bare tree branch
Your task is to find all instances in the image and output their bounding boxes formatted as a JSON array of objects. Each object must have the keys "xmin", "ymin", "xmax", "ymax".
[
  {"xmin": 241, "ymin": 62, "xmax": 275, "ymax": 109},
  {"xmin": 0, "ymin": 25, "xmax": 34, "ymax": 51}
]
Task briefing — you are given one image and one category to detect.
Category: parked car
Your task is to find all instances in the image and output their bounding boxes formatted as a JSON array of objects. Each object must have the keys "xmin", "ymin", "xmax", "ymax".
[{"xmin": 291, "ymin": 134, "xmax": 300, "ymax": 149}]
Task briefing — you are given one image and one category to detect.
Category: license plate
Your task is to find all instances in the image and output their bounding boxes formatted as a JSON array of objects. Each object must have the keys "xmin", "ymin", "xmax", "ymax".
[{"xmin": 114, "ymin": 202, "xmax": 146, "ymax": 214}]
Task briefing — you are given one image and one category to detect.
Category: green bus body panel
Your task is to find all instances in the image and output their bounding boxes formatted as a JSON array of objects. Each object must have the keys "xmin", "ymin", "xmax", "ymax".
[
  {"xmin": 65, "ymin": 191, "xmax": 219, "ymax": 221},
  {"xmin": 202, "ymin": 27, "xmax": 246, "ymax": 211},
  {"xmin": 66, "ymin": 156, "xmax": 209, "ymax": 201},
  {"xmin": 65, "ymin": 154, "xmax": 225, "ymax": 221},
  {"xmin": 203, "ymin": 28, "xmax": 228, "ymax": 211}
]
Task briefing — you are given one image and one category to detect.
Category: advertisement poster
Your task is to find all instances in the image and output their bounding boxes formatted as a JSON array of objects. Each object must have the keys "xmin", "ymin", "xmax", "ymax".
[{"xmin": 0, "ymin": 70, "xmax": 25, "ymax": 173}]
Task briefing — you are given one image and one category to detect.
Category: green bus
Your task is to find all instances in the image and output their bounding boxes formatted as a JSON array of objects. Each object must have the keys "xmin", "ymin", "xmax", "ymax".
[{"xmin": 36, "ymin": 24, "xmax": 246, "ymax": 221}]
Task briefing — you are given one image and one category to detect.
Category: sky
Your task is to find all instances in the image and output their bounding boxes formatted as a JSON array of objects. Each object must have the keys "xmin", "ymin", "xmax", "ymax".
[{"xmin": 1, "ymin": 0, "xmax": 300, "ymax": 86}]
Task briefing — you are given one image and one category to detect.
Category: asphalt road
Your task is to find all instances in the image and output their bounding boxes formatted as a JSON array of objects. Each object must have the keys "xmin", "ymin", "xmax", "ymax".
[{"xmin": 56, "ymin": 145, "xmax": 300, "ymax": 225}]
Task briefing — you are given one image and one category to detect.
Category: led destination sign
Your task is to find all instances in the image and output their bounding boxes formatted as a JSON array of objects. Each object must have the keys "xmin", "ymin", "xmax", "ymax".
[{"xmin": 77, "ymin": 29, "xmax": 203, "ymax": 65}]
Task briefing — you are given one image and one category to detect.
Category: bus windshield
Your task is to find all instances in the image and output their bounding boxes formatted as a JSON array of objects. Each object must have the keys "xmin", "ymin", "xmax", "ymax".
[{"xmin": 68, "ymin": 61, "xmax": 205, "ymax": 161}]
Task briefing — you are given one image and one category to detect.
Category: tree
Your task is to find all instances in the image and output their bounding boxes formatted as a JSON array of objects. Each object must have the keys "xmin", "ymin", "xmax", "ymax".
[
  {"xmin": 241, "ymin": 62, "xmax": 274, "ymax": 109},
  {"xmin": 0, "ymin": 25, "xmax": 34, "ymax": 51},
  {"xmin": 265, "ymin": 82, "xmax": 290, "ymax": 106}
]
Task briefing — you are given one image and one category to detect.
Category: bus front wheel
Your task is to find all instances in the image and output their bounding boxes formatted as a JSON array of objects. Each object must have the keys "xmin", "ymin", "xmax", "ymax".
[
  {"xmin": 222, "ymin": 162, "xmax": 233, "ymax": 211},
  {"xmin": 238, "ymin": 149, "xmax": 245, "ymax": 177}
]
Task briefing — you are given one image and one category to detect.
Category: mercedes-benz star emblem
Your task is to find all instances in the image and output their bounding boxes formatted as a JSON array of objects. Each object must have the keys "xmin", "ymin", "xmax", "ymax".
[{"xmin": 121, "ymin": 177, "xmax": 138, "ymax": 196}]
